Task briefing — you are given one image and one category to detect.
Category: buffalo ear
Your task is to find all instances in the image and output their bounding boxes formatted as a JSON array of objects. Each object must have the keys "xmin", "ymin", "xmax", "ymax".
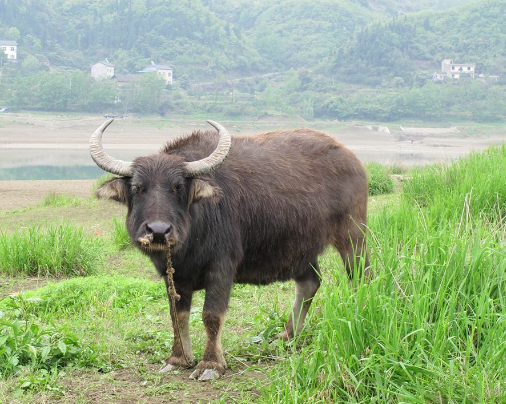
[
  {"xmin": 190, "ymin": 179, "xmax": 222, "ymax": 203},
  {"xmin": 96, "ymin": 177, "xmax": 129, "ymax": 204}
]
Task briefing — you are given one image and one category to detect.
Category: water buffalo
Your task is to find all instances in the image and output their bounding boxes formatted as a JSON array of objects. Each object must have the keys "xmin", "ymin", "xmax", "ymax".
[{"xmin": 90, "ymin": 119, "xmax": 369, "ymax": 381}]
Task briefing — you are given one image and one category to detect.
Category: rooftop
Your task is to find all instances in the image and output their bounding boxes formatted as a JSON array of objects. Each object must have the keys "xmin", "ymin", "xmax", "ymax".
[
  {"xmin": 138, "ymin": 61, "xmax": 173, "ymax": 73},
  {"xmin": 94, "ymin": 58, "xmax": 114, "ymax": 67},
  {"xmin": 0, "ymin": 40, "xmax": 18, "ymax": 46}
]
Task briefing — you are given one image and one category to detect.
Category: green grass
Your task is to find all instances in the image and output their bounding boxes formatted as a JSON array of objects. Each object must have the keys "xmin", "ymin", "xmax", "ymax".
[
  {"xmin": 402, "ymin": 144, "xmax": 506, "ymax": 223},
  {"xmin": 40, "ymin": 193, "xmax": 81, "ymax": 208},
  {"xmin": 262, "ymin": 145, "xmax": 506, "ymax": 403},
  {"xmin": 0, "ymin": 225, "xmax": 102, "ymax": 277},
  {"xmin": 264, "ymin": 209, "xmax": 506, "ymax": 403},
  {"xmin": 366, "ymin": 162, "xmax": 395, "ymax": 196},
  {"xmin": 111, "ymin": 217, "xmax": 131, "ymax": 250},
  {"xmin": 2, "ymin": 149, "xmax": 506, "ymax": 402}
]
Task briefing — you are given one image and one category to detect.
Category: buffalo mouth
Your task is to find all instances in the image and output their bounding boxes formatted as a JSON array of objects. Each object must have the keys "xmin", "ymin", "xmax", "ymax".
[{"xmin": 137, "ymin": 234, "xmax": 176, "ymax": 252}]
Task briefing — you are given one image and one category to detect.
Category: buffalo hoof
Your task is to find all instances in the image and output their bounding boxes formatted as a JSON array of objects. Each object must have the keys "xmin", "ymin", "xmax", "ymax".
[
  {"xmin": 159, "ymin": 363, "xmax": 178, "ymax": 373},
  {"xmin": 160, "ymin": 356, "xmax": 195, "ymax": 373},
  {"xmin": 274, "ymin": 330, "xmax": 292, "ymax": 341},
  {"xmin": 189, "ymin": 361, "xmax": 226, "ymax": 381}
]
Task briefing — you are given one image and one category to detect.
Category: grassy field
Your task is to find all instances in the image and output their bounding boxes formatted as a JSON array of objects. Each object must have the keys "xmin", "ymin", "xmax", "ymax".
[{"xmin": 1, "ymin": 149, "xmax": 505, "ymax": 403}]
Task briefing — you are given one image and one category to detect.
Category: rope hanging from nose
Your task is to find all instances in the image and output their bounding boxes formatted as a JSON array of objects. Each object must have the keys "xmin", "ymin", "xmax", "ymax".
[
  {"xmin": 138, "ymin": 236, "xmax": 192, "ymax": 367},
  {"xmin": 164, "ymin": 244, "xmax": 193, "ymax": 367}
]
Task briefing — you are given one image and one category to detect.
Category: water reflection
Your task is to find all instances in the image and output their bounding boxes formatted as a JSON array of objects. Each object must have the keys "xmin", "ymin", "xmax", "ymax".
[{"xmin": 0, "ymin": 165, "xmax": 106, "ymax": 180}]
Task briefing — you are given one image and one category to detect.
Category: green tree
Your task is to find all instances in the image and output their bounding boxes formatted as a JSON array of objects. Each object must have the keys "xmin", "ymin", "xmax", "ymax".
[
  {"xmin": 38, "ymin": 73, "xmax": 71, "ymax": 110},
  {"xmin": 87, "ymin": 80, "xmax": 118, "ymax": 112},
  {"xmin": 130, "ymin": 73, "xmax": 166, "ymax": 114},
  {"xmin": 21, "ymin": 55, "xmax": 40, "ymax": 73},
  {"xmin": 68, "ymin": 71, "xmax": 91, "ymax": 111}
]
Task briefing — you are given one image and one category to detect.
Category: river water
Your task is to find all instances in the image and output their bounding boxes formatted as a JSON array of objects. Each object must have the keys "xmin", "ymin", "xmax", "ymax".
[{"xmin": 1, "ymin": 116, "xmax": 504, "ymax": 180}]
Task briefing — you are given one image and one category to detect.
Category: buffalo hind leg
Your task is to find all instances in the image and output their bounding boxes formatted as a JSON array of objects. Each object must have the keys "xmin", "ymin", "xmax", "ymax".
[
  {"xmin": 160, "ymin": 279, "xmax": 195, "ymax": 373},
  {"xmin": 277, "ymin": 264, "xmax": 321, "ymax": 340},
  {"xmin": 335, "ymin": 216, "xmax": 369, "ymax": 280},
  {"xmin": 190, "ymin": 269, "xmax": 232, "ymax": 381}
]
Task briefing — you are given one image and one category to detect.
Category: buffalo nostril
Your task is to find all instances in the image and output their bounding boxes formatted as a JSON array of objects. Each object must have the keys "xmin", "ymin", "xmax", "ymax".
[{"xmin": 146, "ymin": 221, "xmax": 172, "ymax": 242}]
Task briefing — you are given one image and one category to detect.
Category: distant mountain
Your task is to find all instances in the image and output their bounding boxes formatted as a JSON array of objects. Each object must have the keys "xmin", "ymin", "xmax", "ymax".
[
  {"xmin": 331, "ymin": 0, "xmax": 506, "ymax": 84},
  {"xmin": 365, "ymin": 0, "xmax": 479, "ymax": 13},
  {"xmin": 0, "ymin": 0, "xmax": 263, "ymax": 75},
  {"xmin": 229, "ymin": 0, "xmax": 378, "ymax": 70},
  {"xmin": 0, "ymin": 0, "xmax": 501, "ymax": 83}
]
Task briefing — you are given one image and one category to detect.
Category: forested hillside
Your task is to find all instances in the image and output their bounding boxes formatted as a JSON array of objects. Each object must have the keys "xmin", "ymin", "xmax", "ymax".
[
  {"xmin": 332, "ymin": 0, "xmax": 506, "ymax": 84},
  {"xmin": 0, "ymin": 0, "xmax": 263, "ymax": 75},
  {"xmin": 0, "ymin": 0, "xmax": 503, "ymax": 121}
]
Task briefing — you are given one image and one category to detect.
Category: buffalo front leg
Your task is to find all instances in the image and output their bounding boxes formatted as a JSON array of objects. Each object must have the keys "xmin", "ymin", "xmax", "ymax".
[
  {"xmin": 277, "ymin": 266, "xmax": 321, "ymax": 340},
  {"xmin": 160, "ymin": 279, "xmax": 195, "ymax": 373},
  {"xmin": 190, "ymin": 270, "xmax": 232, "ymax": 381}
]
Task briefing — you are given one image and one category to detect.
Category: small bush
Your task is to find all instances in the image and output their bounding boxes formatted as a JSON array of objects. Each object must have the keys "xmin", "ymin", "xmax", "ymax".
[
  {"xmin": 0, "ymin": 298, "xmax": 99, "ymax": 378},
  {"xmin": 1, "ymin": 276, "xmax": 165, "ymax": 317},
  {"xmin": 365, "ymin": 162, "xmax": 394, "ymax": 196},
  {"xmin": 0, "ymin": 225, "xmax": 102, "ymax": 277},
  {"xmin": 41, "ymin": 192, "xmax": 80, "ymax": 207},
  {"xmin": 112, "ymin": 217, "xmax": 131, "ymax": 250}
]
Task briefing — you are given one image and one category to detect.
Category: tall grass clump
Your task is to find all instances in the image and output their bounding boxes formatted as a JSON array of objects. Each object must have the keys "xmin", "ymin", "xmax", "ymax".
[
  {"xmin": 365, "ymin": 162, "xmax": 394, "ymax": 196},
  {"xmin": 41, "ymin": 192, "xmax": 81, "ymax": 207},
  {"xmin": 112, "ymin": 217, "xmax": 131, "ymax": 250},
  {"xmin": 264, "ymin": 208, "xmax": 506, "ymax": 403},
  {"xmin": 0, "ymin": 225, "xmax": 102, "ymax": 277},
  {"xmin": 402, "ymin": 144, "xmax": 506, "ymax": 222}
]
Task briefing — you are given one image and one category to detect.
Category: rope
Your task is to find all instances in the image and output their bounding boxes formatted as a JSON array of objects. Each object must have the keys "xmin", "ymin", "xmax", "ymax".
[
  {"xmin": 138, "ymin": 235, "xmax": 193, "ymax": 367},
  {"xmin": 165, "ymin": 244, "xmax": 193, "ymax": 367}
]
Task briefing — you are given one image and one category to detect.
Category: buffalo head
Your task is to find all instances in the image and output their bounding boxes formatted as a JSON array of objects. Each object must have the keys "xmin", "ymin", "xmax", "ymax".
[{"xmin": 90, "ymin": 119, "xmax": 230, "ymax": 253}]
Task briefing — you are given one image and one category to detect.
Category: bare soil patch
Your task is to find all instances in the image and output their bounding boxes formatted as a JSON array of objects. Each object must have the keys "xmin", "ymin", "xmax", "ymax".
[{"xmin": 0, "ymin": 180, "xmax": 95, "ymax": 211}]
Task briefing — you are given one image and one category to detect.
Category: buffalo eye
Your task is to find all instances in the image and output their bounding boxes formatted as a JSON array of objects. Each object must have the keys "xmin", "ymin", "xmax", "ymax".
[
  {"xmin": 174, "ymin": 184, "xmax": 183, "ymax": 192},
  {"xmin": 131, "ymin": 184, "xmax": 142, "ymax": 194}
]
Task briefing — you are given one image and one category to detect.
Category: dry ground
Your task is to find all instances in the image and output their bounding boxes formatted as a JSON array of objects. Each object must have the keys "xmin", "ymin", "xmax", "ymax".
[{"xmin": 1, "ymin": 112, "xmax": 505, "ymax": 171}]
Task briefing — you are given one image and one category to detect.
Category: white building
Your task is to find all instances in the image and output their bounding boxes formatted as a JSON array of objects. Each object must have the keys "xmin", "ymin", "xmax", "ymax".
[
  {"xmin": 441, "ymin": 59, "xmax": 475, "ymax": 79},
  {"xmin": 91, "ymin": 59, "xmax": 115, "ymax": 80},
  {"xmin": 0, "ymin": 40, "xmax": 18, "ymax": 60},
  {"xmin": 138, "ymin": 61, "xmax": 173, "ymax": 85}
]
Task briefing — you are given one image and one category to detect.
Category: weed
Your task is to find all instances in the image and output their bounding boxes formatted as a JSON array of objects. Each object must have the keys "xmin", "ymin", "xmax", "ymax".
[
  {"xmin": 262, "ymin": 173, "xmax": 506, "ymax": 402},
  {"xmin": 365, "ymin": 162, "xmax": 394, "ymax": 196},
  {"xmin": 0, "ymin": 297, "xmax": 99, "ymax": 378},
  {"xmin": 402, "ymin": 144, "xmax": 506, "ymax": 223},
  {"xmin": 40, "ymin": 193, "xmax": 80, "ymax": 208},
  {"xmin": 0, "ymin": 225, "xmax": 102, "ymax": 277},
  {"xmin": 112, "ymin": 217, "xmax": 131, "ymax": 250}
]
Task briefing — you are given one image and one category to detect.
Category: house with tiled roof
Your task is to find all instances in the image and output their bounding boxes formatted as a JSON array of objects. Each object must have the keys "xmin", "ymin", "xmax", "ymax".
[
  {"xmin": 138, "ymin": 61, "xmax": 173, "ymax": 85},
  {"xmin": 91, "ymin": 59, "xmax": 115, "ymax": 79},
  {"xmin": 441, "ymin": 59, "xmax": 475, "ymax": 79}
]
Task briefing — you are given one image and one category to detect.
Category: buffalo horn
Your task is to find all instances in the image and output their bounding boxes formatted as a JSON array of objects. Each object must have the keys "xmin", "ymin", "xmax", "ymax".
[
  {"xmin": 184, "ymin": 120, "xmax": 231, "ymax": 177},
  {"xmin": 89, "ymin": 119, "xmax": 133, "ymax": 177}
]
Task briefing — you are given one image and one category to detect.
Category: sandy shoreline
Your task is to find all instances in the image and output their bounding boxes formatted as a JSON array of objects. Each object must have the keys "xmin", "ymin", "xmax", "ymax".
[{"xmin": 1, "ymin": 113, "xmax": 505, "ymax": 211}]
